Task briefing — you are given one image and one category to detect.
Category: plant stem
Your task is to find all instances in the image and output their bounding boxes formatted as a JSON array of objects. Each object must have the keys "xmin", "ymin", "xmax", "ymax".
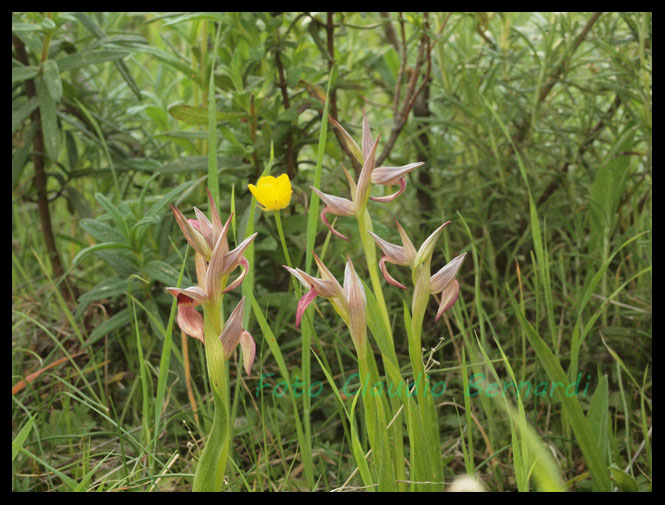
[
  {"xmin": 273, "ymin": 210, "xmax": 292, "ymax": 270},
  {"xmin": 193, "ymin": 301, "xmax": 230, "ymax": 491},
  {"xmin": 357, "ymin": 208, "xmax": 393, "ymax": 347}
]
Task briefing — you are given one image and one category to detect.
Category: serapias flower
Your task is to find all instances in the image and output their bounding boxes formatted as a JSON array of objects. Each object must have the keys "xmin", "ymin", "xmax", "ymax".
[
  {"xmin": 284, "ymin": 255, "xmax": 368, "ymax": 356},
  {"xmin": 166, "ymin": 190, "xmax": 258, "ymax": 369},
  {"xmin": 369, "ymin": 220, "xmax": 466, "ymax": 321},
  {"xmin": 248, "ymin": 174, "xmax": 292, "ymax": 211},
  {"xmin": 218, "ymin": 298, "xmax": 256, "ymax": 375},
  {"xmin": 313, "ymin": 112, "xmax": 424, "ymax": 240}
]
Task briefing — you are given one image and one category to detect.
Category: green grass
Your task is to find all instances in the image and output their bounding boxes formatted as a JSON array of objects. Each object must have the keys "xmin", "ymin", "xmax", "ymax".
[{"xmin": 12, "ymin": 12, "xmax": 651, "ymax": 492}]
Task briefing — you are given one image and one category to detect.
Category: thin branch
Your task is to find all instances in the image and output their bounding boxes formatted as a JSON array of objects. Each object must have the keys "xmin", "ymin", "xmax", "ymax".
[
  {"xmin": 376, "ymin": 16, "xmax": 433, "ymax": 167},
  {"xmin": 274, "ymin": 44, "xmax": 297, "ymax": 179},
  {"xmin": 13, "ymin": 34, "xmax": 76, "ymax": 301},
  {"xmin": 326, "ymin": 12, "xmax": 363, "ymax": 174},
  {"xmin": 379, "ymin": 12, "xmax": 400, "ymax": 52}
]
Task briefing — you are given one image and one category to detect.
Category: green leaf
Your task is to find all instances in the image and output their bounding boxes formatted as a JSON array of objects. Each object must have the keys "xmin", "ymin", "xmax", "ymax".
[
  {"xmin": 95, "ymin": 193, "xmax": 130, "ymax": 238},
  {"xmin": 57, "ymin": 50, "xmax": 128, "ymax": 71},
  {"xmin": 168, "ymin": 105, "xmax": 244, "ymax": 126},
  {"xmin": 72, "ymin": 242, "xmax": 132, "ymax": 267},
  {"xmin": 143, "ymin": 260, "xmax": 184, "ymax": 286},
  {"xmin": 130, "ymin": 45, "xmax": 192, "ymax": 76},
  {"xmin": 609, "ymin": 465, "xmax": 639, "ymax": 492},
  {"xmin": 80, "ymin": 218, "xmax": 127, "ymax": 243},
  {"xmin": 72, "ymin": 12, "xmax": 105, "ymax": 38},
  {"xmin": 41, "ymin": 59, "xmax": 62, "ymax": 102},
  {"xmin": 587, "ymin": 375, "xmax": 609, "ymax": 472},
  {"xmin": 12, "ymin": 97, "xmax": 39, "ymax": 135},
  {"xmin": 12, "ymin": 65, "xmax": 39, "ymax": 84},
  {"xmin": 12, "ymin": 22, "xmax": 42, "ymax": 33},
  {"xmin": 77, "ymin": 278, "xmax": 130, "ymax": 305},
  {"xmin": 144, "ymin": 182, "xmax": 194, "ymax": 219},
  {"xmin": 35, "ymin": 76, "xmax": 59, "ymax": 162},
  {"xmin": 83, "ymin": 308, "xmax": 132, "ymax": 347},
  {"xmin": 161, "ymin": 12, "xmax": 226, "ymax": 26},
  {"xmin": 12, "ymin": 417, "xmax": 35, "ymax": 463},
  {"xmin": 507, "ymin": 287, "xmax": 612, "ymax": 491}
]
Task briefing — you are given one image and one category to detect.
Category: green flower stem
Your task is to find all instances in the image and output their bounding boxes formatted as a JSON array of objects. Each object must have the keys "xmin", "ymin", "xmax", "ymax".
[
  {"xmin": 274, "ymin": 209, "xmax": 315, "ymax": 489},
  {"xmin": 357, "ymin": 349, "xmax": 395, "ymax": 492},
  {"xmin": 357, "ymin": 207, "xmax": 407, "ymax": 491},
  {"xmin": 273, "ymin": 210, "xmax": 293, "ymax": 271},
  {"xmin": 193, "ymin": 300, "xmax": 230, "ymax": 492},
  {"xmin": 274, "ymin": 210, "xmax": 301, "ymax": 297},
  {"xmin": 409, "ymin": 264, "xmax": 444, "ymax": 491},
  {"xmin": 357, "ymin": 208, "xmax": 392, "ymax": 347}
]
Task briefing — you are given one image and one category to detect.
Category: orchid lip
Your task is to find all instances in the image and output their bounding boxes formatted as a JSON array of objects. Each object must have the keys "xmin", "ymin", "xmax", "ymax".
[
  {"xmin": 296, "ymin": 288, "xmax": 318, "ymax": 328},
  {"xmin": 435, "ymin": 279, "xmax": 460, "ymax": 322},
  {"xmin": 321, "ymin": 207, "xmax": 350, "ymax": 241},
  {"xmin": 370, "ymin": 177, "xmax": 406, "ymax": 203},
  {"xmin": 379, "ymin": 255, "xmax": 408, "ymax": 290}
]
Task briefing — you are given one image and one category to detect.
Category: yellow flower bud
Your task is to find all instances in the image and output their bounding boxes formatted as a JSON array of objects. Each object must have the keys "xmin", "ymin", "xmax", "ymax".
[{"xmin": 248, "ymin": 174, "xmax": 292, "ymax": 211}]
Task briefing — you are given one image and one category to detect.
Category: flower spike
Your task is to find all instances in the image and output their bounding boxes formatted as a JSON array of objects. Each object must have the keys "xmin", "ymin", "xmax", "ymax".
[
  {"xmin": 167, "ymin": 197, "xmax": 256, "ymax": 345},
  {"xmin": 284, "ymin": 256, "xmax": 368, "ymax": 356},
  {"xmin": 315, "ymin": 111, "xmax": 425, "ymax": 241},
  {"xmin": 368, "ymin": 221, "xmax": 465, "ymax": 321}
]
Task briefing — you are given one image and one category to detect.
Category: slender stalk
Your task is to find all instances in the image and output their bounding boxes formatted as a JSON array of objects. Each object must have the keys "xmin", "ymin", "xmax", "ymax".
[
  {"xmin": 193, "ymin": 299, "xmax": 230, "ymax": 491},
  {"xmin": 273, "ymin": 211, "xmax": 293, "ymax": 271},
  {"xmin": 408, "ymin": 264, "xmax": 444, "ymax": 491},
  {"xmin": 357, "ymin": 208, "xmax": 392, "ymax": 346}
]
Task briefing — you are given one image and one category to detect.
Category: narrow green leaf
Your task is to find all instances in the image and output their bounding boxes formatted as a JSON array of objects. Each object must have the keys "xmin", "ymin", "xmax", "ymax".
[
  {"xmin": 168, "ymin": 105, "xmax": 244, "ymax": 126},
  {"xmin": 12, "ymin": 65, "xmax": 39, "ymax": 84},
  {"xmin": 41, "ymin": 59, "xmax": 62, "ymax": 102},
  {"xmin": 57, "ymin": 50, "xmax": 128, "ymax": 71},
  {"xmin": 95, "ymin": 193, "xmax": 130, "ymax": 239},
  {"xmin": 12, "ymin": 444, "xmax": 80, "ymax": 491},
  {"xmin": 83, "ymin": 307, "xmax": 132, "ymax": 347},
  {"xmin": 35, "ymin": 76, "xmax": 59, "ymax": 162},
  {"xmin": 72, "ymin": 242, "xmax": 132, "ymax": 267},
  {"xmin": 305, "ymin": 66, "xmax": 333, "ymax": 273},
  {"xmin": 12, "ymin": 97, "xmax": 39, "ymax": 135},
  {"xmin": 609, "ymin": 465, "xmax": 639, "ymax": 492},
  {"xmin": 12, "ymin": 417, "xmax": 35, "ymax": 463},
  {"xmin": 587, "ymin": 374, "xmax": 609, "ymax": 471},
  {"xmin": 507, "ymin": 287, "xmax": 611, "ymax": 491}
]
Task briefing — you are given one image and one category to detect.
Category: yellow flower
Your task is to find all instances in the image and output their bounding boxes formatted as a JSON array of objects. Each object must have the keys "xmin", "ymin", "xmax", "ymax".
[{"xmin": 248, "ymin": 174, "xmax": 292, "ymax": 211}]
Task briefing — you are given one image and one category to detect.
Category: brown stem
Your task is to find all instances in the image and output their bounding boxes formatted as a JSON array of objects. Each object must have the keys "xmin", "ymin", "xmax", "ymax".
[
  {"xmin": 13, "ymin": 34, "xmax": 75, "ymax": 301},
  {"xmin": 249, "ymin": 94, "xmax": 261, "ymax": 180},
  {"xmin": 413, "ymin": 14, "xmax": 434, "ymax": 215},
  {"xmin": 376, "ymin": 18, "xmax": 432, "ymax": 167},
  {"xmin": 392, "ymin": 12, "xmax": 407, "ymax": 117},
  {"xmin": 274, "ymin": 40, "xmax": 296, "ymax": 179},
  {"xmin": 325, "ymin": 12, "xmax": 362, "ymax": 175},
  {"xmin": 536, "ymin": 94, "xmax": 621, "ymax": 208},
  {"xmin": 379, "ymin": 12, "xmax": 400, "ymax": 52}
]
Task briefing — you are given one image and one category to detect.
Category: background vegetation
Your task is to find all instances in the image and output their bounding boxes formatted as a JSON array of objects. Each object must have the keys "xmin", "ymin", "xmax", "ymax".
[{"xmin": 12, "ymin": 12, "xmax": 651, "ymax": 491}]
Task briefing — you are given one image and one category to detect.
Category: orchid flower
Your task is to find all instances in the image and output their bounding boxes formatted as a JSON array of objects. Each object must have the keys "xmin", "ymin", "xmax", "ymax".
[
  {"xmin": 313, "ymin": 112, "xmax": 424, "ymax": 241},
  {"xmin": 166, "ymin": 190, "xmax": 258, "ymax": 372},
  {"xmin": 369, "ymin": 220, "xmax": 466, "ymax": 321},
  {"xmin": 218, "ymin": 298, "xmax": 256, "ymax": 375},
  {"xmin": 284, "ymin": 254, "xmax": 368, "ymax": 356}
]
